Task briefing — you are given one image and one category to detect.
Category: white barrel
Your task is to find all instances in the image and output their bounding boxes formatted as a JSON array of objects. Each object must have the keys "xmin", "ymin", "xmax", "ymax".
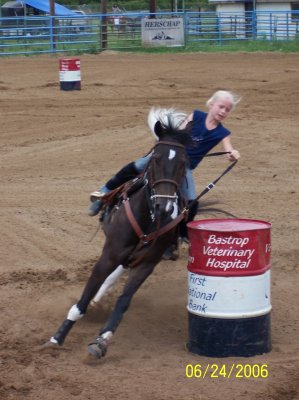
[
  {"xmin": 187, "ymin": 270, "xmax": 271, "ymax": 319},
  {"xmin": 186, "ymin": 218, "xmax": 272, "ymax": 357}
]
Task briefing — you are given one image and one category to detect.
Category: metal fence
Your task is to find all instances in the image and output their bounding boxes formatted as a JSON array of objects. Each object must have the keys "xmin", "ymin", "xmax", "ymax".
[
  {"xmin": 0, "ymin": 14, "xmax": 102, "ymax": 55},
  {"xmin": 187, "ymin": 10, "xmax": 299, "ymax": 42},
  {"xmin": 0, "ymin": 10, "xmax": 298, "ymax": 56}
]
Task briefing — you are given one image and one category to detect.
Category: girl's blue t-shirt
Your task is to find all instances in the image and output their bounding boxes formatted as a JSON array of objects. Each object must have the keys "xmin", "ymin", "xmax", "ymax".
[{"xmin": 186, "ymin": 109, "xmax": 231, "ymax": 170}]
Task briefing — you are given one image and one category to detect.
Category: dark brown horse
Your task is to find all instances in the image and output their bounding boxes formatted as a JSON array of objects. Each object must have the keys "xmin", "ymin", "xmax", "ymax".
[{"xmin": 46, "ymin": 108, "xmax": 193, "ymax": 358}]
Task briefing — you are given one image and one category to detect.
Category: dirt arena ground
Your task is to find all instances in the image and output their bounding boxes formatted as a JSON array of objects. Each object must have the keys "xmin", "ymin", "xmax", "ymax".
[{"xmin": 0, "ymin": 52, "xmax": 298, "ymax": 400}]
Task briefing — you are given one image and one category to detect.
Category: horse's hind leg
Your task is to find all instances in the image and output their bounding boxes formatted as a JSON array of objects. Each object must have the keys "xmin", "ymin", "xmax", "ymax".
[{"xmin": 88, "ymin": 262, "xmax": 155, "ymax": 358}]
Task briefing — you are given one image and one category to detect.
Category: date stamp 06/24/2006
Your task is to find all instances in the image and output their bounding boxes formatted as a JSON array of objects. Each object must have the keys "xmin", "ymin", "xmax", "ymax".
[{"xmin": 185, "ymin": 363, "xmax": 269, "ymax": 379}]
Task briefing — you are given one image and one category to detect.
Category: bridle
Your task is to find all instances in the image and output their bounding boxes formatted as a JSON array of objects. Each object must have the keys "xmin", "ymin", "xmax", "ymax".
[
  {"xmin": 116, "ymin": 145, "xmax": 239, "ymax": 267},
  {"xmin": 146, "ymin": 140, "xmax": 186, "ymax": 206},
  {"xmin": 123, "ymin": 146, "xmax": 238, "ymax": 246},
  {"xmin": 122, "ymin": 139, "xmax": 188, "ymax": 267}
]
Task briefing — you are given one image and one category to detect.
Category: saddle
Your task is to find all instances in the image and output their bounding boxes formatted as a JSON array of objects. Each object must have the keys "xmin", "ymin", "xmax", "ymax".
[{"xmin": 99, "ymin": 176, "xmax": 145, "ymax": 221}]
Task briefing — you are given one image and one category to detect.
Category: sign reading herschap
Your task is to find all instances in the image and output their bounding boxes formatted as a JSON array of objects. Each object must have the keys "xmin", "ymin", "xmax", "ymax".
[{"xmin": 141, "ymin": 17, "xmax": 184, "ymax": 47}]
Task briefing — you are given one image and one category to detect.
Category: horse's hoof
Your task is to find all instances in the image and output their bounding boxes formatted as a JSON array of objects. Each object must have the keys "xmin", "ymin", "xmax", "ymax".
[
  {"xmin": 179, "ymin": 236, "xmax": 190, "ymax": 251},
  {"xmin": 87, "ymin": 337, "xmax": 108, "ymax": 359},
  {"xmin": 162, "ymin": 245, "xmax": 179, "ymax": 261},
  {"xmin": 88, "ymin": 344, "xmax": 105, "ymax": 358}
]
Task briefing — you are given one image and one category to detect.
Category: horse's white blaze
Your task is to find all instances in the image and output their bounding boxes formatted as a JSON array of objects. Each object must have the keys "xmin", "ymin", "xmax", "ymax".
[
  {"xmin": 170, "ymin": 202, "xmax": 178, "ymax": 219},
  {"xmin": 166, "ymin": 200, "xmax": 178, "ymax": 219},
  {"xmin": 67, "ymin": 304, "xmax": 84, "ymax": 321},
  {"xmin": 166, "ymin": 200, "xmax": 172, "ymax": 212},
  {"xmin": 168, "ymin": 149, "xmax": 176, "ymax": 160},
  {"xmin": 91, "ymin": 265, "xmax": 125, "ymax": 305}
]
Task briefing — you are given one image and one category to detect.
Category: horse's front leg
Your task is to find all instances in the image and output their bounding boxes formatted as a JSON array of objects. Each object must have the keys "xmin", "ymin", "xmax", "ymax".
[
  {"xmin": 48, "ymin": 248, "xmax": 127, "ymax": 347},
  {"xmin": 87, "ymin": 262, "xmax": 155, "ymax": 358},
  {"xmin": 90, "ymin": 264, "xmax": 126, "ymax": 306}
]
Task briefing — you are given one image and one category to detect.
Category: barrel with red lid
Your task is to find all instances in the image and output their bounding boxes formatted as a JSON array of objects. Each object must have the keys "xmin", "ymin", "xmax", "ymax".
[
  {"xmin": 186, "ymin": 218, "xmax": 272, "ymax": 357},
  {"xmin": 188, "ymin": 218, "xmax": 271, "ymax": 277},
  {"xmin": 59, "ymin": 58, "xmax": 81, "ymax": 91}
]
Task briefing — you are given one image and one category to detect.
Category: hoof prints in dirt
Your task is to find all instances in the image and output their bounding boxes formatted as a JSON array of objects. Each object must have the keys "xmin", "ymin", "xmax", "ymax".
[
  {"xmin": 0, "ymin": 268, "xmax": 69, "ymax": 286},
  {"xmin": 0, "ymin": 381, "xmax": 32, "ymax": 399}
]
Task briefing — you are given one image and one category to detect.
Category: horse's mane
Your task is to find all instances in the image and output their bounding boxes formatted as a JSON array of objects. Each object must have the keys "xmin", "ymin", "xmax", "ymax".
[{"xmin": 147, "ymin": 107, "xmax": 193, "ymax": 146}]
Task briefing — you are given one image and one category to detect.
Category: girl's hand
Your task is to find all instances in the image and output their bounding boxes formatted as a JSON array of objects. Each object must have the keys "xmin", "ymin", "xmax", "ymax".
[{"xmin": 227, "ymin": 149, "xmax": 240, "ymax": 161}]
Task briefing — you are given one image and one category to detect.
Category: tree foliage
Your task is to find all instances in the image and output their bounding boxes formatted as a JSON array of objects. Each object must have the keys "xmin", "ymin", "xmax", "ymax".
[{"xmin": 59, "ymin": 0, "xmax": 212, "ymax": 12}]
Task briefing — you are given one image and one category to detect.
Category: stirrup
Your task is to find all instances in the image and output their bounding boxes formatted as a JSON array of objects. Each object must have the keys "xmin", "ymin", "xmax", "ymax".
[{"xmin": 90, "ymin": 190, "xmax": 106, "ymax": 202}]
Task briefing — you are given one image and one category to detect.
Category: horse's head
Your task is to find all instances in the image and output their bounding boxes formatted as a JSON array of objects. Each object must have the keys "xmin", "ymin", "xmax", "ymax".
[{"xmin": 146, "ymin": 107, "xmax": 193, "ymax": 220}]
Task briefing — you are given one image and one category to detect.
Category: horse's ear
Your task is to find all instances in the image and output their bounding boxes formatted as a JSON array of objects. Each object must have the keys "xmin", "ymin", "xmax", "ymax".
[{"xmin": 154, "ymin": 120, "xmax": 164, "ymax": 138}]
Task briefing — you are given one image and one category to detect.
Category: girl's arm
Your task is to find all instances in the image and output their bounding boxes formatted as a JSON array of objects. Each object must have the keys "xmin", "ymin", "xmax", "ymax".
[{"xmin": 222, "ymin": 136, "xmax": 240, "ymax": 161}]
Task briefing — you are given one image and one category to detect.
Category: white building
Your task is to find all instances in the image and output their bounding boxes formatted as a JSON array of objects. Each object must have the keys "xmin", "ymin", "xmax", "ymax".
[{"xmin": 208, "ymin": 0, "xmax": 299, "ymax": 39}]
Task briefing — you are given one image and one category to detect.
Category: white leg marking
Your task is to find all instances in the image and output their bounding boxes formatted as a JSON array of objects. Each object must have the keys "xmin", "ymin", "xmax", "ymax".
[
  {"xmin": 91, "ymin": 265, "xmax": 125, "ymax": 305},
  {"xmin": 67, "ymin": 304, "xmax": 84, "ymax": 321},
  {"xmin": 101, "ymin": 331, "xmax": 113, "ymax": 341}
]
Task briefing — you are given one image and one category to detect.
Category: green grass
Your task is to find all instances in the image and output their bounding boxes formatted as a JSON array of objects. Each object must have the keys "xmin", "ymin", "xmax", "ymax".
[
  {"xmin": 187, "ymin": 39, "xmax": 299, "ymax": 53},
  {"xmin": 116, "ymin": 39, "xmax": 299, "ymax": 53},
  {"xmin": 1, "ymin": 34, "xmax": 298, "ymax": 56}
]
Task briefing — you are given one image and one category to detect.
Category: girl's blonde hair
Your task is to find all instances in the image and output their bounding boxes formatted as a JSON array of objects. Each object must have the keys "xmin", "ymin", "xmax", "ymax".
[{"xmin": 206, "ymin": 90, "xmax": 242, "ymax": 110}]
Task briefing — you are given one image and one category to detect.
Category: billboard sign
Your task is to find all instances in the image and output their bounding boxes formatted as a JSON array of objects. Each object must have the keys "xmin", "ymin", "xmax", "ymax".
[{"xmin": 141, "ymin": 17, "xmax": 184, "ymax": 47}]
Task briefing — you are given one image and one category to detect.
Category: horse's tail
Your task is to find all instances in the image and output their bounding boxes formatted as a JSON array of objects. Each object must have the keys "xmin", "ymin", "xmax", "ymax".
[{"xmin": 147, "ymin": 107, "xmax": 188, "ymax": 140}]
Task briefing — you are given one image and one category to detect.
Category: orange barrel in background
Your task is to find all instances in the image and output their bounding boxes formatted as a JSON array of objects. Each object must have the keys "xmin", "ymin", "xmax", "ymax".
[
  {"xmin": 186, "ymin": 219, "xmax": 272, "ymax": 357},
  {"xmin": 59, "ymin": 58, "xmax": 81, "ymax": 91}
]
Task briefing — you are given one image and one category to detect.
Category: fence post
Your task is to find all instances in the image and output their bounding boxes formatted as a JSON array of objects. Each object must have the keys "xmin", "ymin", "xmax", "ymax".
[
  {"xmin": 183, "ymin": 11, "xmax": 187, "ymax": 46},
  {"xmin": 217, "ymin": 14, "xmax": 222, "ymax": 45},
  {"xmin": 270, "ymin": 13, "xmax": 273, "ymax": 40},
  {"xmin": 49, "ymin": 16, "xmax": 55, "ymax": 53},
  {"xmin": 101, "ymin": 0, "xmax": 108, "ymax": 50},
  {"xmin": 252, "ymin": 10, "xmax": 257, "ymax": 40}
]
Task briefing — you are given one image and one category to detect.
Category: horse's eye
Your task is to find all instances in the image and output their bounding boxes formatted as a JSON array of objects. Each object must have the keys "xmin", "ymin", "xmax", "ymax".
[{"xmin": 152, "ymin": 154, "xmax": 162, "ymax": 161}]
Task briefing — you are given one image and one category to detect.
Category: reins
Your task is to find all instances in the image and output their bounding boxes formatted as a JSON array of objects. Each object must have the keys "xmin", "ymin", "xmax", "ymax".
[
  {"xmin": 187, "ymin": 154, "xmax": 238, "ymax": 212},
  {"xmin": 91, "ymin": 149, "xmax": 238, "ymax": 265},
  {"xmin": 124, "ymin": 151, "xmax": 238, "ymax": 245}
]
